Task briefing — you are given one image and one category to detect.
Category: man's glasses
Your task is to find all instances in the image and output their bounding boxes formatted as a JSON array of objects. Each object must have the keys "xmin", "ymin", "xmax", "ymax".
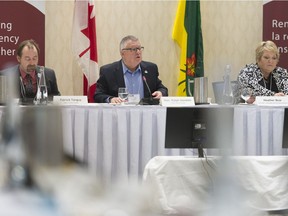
[{"xmin": 122, "ymin": 47, "xmax": 144, "ymax": 52}]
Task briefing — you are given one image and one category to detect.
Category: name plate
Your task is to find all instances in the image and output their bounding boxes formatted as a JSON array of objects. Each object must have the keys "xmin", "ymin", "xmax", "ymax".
[
  {"xmin": 160, "ymin": 96, "xmax": 195, "ymax": 107},
  {"xmin": 53, "ymin": 96, "xmax": 88, "ymax": 105},
  {"xmin": 255, "ymin": 96, "xmax": 288, "ymax": 105}
]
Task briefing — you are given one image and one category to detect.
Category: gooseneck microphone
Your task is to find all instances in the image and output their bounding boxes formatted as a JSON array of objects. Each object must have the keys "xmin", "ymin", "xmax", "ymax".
[
  {"xmin": 19, "ymin": 76, "xmax": 26, "ymax": 99},
  {"xmin": 142, "ymin": 74, "xmax": 152, "ymax": 101},
  {"xmin": 140, "ymin": 71, "xmax": 160, "ymax": 105}
]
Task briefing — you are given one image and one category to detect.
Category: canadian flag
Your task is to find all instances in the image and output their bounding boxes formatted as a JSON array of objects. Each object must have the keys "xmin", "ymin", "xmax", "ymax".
[{"xmin": 72, "ymin": 0, "xmax": 98, "ymax": 103}]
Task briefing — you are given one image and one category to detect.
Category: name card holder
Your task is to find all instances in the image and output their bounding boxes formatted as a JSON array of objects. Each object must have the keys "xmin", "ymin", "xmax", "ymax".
[
  {"xmin": 255, "ymin": 96, "xmax": 288, "ymax": 105},
  {"xmin": 160, "ymin": 96, "xmax": 195, "ymax": 107},
  {"xmin": 53, "ymin": 96, "xmax": 88, "ymax": 105}
]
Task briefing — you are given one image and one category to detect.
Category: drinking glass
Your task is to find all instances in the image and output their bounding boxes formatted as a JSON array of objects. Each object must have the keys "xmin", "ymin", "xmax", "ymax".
[
  {"xmin": 118, "ymin": 87, "xmax": 128, "ymax": 103},
  {"xmin": 241, "ymin": 88, "xmax": 252, "ymax": 104}
]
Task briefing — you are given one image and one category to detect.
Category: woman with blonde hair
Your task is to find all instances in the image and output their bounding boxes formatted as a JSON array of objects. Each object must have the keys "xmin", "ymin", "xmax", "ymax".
[{"xmin": 237, "ymin": 40, "xmax": 288, "ymax": 103}]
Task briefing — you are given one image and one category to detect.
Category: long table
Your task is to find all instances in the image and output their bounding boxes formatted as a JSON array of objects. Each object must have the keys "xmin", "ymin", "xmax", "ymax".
[
  {"xmin": 60, "ymin": 104, "xmax": 288, "ymax": 183},
  {"xmin": 1, "ymin": 104, "xmax": 288, "ymax": 183},
  {"xmin": 143, "ymin": 156, "xmax": 288, "ymax": 214}
]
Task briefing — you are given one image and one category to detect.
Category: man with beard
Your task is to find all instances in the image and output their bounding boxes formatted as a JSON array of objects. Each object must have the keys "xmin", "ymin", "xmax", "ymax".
[{"xmin": 1, "ymin": 39, "xmax": 60, "ymax": 104}]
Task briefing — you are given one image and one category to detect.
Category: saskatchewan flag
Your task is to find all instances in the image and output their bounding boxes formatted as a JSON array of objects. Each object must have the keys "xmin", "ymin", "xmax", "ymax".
[{"xmin": 172, "ymin": 0, "xmax": 204, "ymax": 96}]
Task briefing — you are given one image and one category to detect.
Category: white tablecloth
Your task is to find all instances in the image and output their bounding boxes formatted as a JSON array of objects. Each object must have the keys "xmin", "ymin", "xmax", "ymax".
[
  {"xmin": 233, "ymin": 106, "xmax": 288, "ymax": 155},
  {"xmin": 143, "ymin": 156, "xmax": 288, "ymax": 214},
  {"xmin": 60, "ymin": 104, "xmax": 288, "ymax": 183},
  {"xmin": 61, "ymin": 105, "xmax": 196, "ymax": 183},
  {"xmin": 1, "ymin": 104, "xmax": 288, "ymax": 183}
]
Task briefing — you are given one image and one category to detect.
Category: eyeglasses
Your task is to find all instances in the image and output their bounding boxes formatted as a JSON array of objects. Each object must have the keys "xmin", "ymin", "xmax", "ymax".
[{"xmin": 122, "ymin": 47, "xmax": 144, "ymax": 52}]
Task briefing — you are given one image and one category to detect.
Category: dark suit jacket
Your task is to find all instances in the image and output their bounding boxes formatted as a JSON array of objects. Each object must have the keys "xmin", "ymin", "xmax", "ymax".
[
  {"xmin": 0, "ymin": 65, "xmax": 60, "ymax": 103},
  {"xmin": 94, "ymin": 60, "xmax": 168, "ymax": 103}
]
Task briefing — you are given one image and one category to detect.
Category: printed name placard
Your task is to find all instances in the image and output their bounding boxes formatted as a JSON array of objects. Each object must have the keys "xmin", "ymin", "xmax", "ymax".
[
  {"xmin": 53, "ymin": 96, "xmax": 88, "ymax": 105},
  {"xmin": 255, "ymin": 96, "xmax": 288, "ymax": 105},
  {"xmin": 160, "ymin": 96, "xmax": 195, "ymax": 107}
]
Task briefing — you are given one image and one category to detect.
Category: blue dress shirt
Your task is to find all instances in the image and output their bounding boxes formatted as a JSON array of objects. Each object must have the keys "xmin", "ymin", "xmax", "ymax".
[{"xmin": 122, "ymin": 62, "xmax": 144, "ymax": 99}]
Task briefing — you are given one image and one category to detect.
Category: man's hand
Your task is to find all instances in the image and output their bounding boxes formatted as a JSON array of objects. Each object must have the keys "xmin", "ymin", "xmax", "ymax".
[
  {"xmin": 151, "ymin": 91, "xmax": 162, "ymax": 99},
  {"xmin": 110, "ymin": 97, "xmax": 125, "ymax": 104}
]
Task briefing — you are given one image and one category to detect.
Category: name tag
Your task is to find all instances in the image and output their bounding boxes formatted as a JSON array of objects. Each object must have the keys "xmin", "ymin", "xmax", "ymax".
[
  {"xmin": 127, "ymin": 94, "xmax": 140, "ymax": 104},
  {"xmin": 53, "ymin": 96, "xmax": 88, "ymax": 105},
  {"xmin": 160, "ymin": 96, "xmax": 195, "ymax": 107},
  {"xmin": 255, "ymin": 96, "xmax": 288, "ymax": 105}
]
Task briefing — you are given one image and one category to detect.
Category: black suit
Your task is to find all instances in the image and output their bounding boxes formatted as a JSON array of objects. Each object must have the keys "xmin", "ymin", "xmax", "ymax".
[
  {"xmin": 94, "ymin": 60, "xmax": 168, "ymax": 103},
  {"xmin": 0, "ymin": 65, "xmax": 60, "ymax": 103}
]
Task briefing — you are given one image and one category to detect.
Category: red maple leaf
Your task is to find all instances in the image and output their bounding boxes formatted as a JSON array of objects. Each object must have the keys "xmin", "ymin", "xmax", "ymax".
[{"xmin": 79, "ymin": 2, "xmax": 97, "ymax": 62}]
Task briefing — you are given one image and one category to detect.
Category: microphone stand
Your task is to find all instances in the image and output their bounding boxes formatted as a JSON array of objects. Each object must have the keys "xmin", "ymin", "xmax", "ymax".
[{"xmin": 139, "ymin": 75, "xmax": 159, "ymax": 105}]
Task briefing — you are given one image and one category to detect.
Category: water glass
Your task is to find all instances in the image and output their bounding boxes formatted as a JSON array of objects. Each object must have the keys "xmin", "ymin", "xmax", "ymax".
[
  {"xmin": 241, "ymin": 88, "xmax": 252, "ymax": 104},
  {"xmin": 118, "ymin": 87, "xmax": 128, "ymax": 102}
]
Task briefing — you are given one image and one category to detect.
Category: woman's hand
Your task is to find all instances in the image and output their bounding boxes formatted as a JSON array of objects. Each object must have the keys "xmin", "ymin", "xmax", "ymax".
[
  {"xmin": 247, "ymin": 96, "xmax": 255, "ymax": 104},
  {"xmin": 274, "ymin": 92, "xmax": 285, "ymax": 96}
]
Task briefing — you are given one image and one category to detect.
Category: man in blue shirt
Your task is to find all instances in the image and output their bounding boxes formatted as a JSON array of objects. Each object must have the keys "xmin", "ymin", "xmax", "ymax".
[{"xmin": 94, "ymin": 35, "xmax": 168, "ymax": 104}]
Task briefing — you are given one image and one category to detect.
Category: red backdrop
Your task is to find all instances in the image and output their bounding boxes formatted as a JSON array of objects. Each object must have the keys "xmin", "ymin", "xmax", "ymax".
[
  {"xmin": 0, "ymin": 0, "xmax": 45, "ymax": 70},
  {"xmin": 263, "ymin": 0, "xmax": 288, "ymax": 69}
]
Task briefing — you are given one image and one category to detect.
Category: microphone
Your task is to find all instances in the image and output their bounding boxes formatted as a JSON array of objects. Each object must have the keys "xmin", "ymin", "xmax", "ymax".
[
  {"xmin": 19, "ymin": 76, "xmax": 26, "ymax": 99},
  {"xmin": 142, "ymin": 75, "xmax": 152, "ymax": 100},
  {"xmin": 140, "ymin": 72, "xmax": 159, "ymax": 105}
]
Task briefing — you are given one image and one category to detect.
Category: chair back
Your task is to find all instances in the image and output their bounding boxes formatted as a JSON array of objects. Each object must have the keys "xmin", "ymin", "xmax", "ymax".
[{"xmin": 212, "ymin": 80, "xmax": 239, "ymax": 104}]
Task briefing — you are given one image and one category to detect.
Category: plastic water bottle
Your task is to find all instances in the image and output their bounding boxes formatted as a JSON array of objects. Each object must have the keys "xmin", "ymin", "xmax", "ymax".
[
  {"xmin": 222, "ymin": 65, "xmax": 234, "ymax": 105},
  {"xmin": 34, "ymin": 66, "xmax": 48, "ymax": 105}
]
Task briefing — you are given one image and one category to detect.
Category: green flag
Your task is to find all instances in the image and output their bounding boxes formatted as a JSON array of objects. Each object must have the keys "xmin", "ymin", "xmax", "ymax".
[{"xmin": 172, "ymin": 0, "xmax": 204, "ymax": 96}]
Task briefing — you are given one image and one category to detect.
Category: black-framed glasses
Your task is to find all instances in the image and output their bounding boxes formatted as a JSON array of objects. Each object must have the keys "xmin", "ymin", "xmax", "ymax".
[{"xmin": 122, "ymin": 47, "xmax": 144, "ymax": 52}]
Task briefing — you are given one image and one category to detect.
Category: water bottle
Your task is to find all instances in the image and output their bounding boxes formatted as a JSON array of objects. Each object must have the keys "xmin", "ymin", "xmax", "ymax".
[
  {"xmin": 34, "ymin": 66, "xmax": 48, "ymax": 105},
  {"xmin": 222, "ymin": 65, "xmax": 234, "ymax": 105}
]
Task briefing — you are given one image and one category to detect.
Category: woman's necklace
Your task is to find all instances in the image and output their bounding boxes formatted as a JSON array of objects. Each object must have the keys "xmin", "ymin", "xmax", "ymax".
[{"xmin": 262, "ymin": 74, "xmax": 272, "ymax": 90}]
